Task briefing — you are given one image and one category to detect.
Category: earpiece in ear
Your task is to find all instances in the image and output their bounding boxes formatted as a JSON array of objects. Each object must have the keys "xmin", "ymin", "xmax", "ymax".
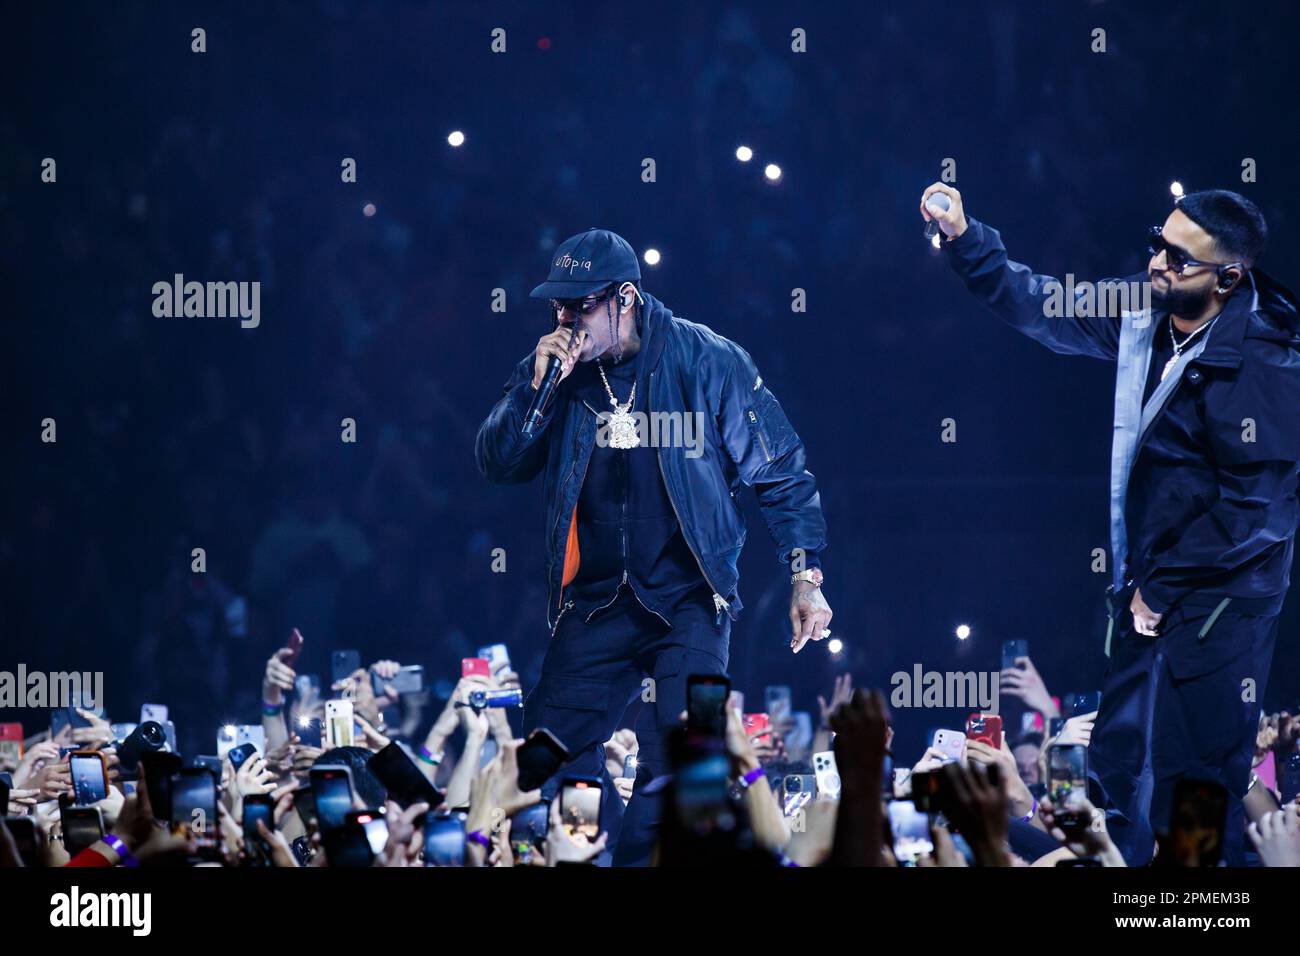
[
  {"xmin": 617, "ymin": 283, "xmax": 636, "ymax": 310},
  {"xmin": 1217, "ymin": 271, "xmax": 1237, "ymax": 294}
]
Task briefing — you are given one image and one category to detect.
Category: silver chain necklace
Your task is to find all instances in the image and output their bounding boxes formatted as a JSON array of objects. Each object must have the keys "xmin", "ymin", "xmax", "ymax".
[
  {"xmin": 596, "ymin": 359, "xmax": 640, "ymax": 449},
  {"xmin": 1160, "ymin": 316, "xmax": 1216, "ymax": 382}
]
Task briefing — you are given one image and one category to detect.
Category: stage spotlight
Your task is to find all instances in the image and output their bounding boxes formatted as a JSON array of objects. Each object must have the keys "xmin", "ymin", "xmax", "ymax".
[
  {"xmin": 735, "ymin": 145, "xmax": 753, "ymax": 162},
  {"xmin": 644, "ymin": 248, "xmax": 661, "ymax": 266},
  {"xmin": 448, "ymin": 130, "xmax": 466, "ymax": 147},
  {"xmin": 955, "ymin": 624, "xmax": 971, "ymax": 641},
  {"xmin": 1170, "ymin": 180, "xmax": 1184, "ymax": 199},
  {"xmin": 764, "ymin": 163, "xmax": 782, "ymax": 182},
  {"xmin": 827, "ymin": 637, "xmax": 844, "ymax": 656},
  {"xmin": 362, "ymin": 202, "xmax": 376, "ymax": 217}
]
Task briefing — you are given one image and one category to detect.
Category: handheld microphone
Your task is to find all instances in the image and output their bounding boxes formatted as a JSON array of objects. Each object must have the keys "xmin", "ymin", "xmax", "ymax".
[
  {"xmin": 521, "ymin": 322, "xmax": 580, "ymax": 438},
  {"xmin": 923, "ymin": 193, "xmax": 951, "ymax": 240}
]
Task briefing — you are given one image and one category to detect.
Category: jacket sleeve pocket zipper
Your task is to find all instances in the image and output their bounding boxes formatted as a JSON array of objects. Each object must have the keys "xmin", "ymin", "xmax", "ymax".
[{"xmin": 748, "ymin": 409, "xmax": 773, "ymax": 462}]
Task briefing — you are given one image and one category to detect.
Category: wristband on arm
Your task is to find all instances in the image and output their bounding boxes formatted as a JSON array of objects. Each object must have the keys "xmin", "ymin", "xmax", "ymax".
[
  {"xmin": 738, "ymin": 766, "xmax": 765, "ymax": 789},
  {"xmin": 101, "ymin": 834, "xmax": 139, "ymax": 867},
  {"xmin": 1018, "ymin": 797, "xmax": 1038, "ymax": 824}
]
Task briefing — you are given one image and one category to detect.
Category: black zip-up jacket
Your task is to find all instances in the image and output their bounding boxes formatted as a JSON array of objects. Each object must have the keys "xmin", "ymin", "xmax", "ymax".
[
  {"xmin": 944, "ymin": 216, "xmax": 1300, "ymax": 618},
  {"xmin": 475, "ymin": 291, "xmax": 828, "ymax": 630}
]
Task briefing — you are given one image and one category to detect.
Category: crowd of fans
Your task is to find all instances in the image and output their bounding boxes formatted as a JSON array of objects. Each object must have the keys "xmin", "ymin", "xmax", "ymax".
[
  {"xmin": 7, "ymin": 2, "xmax": 1300, "ymax": 872},
  {"xmin": 3, "ymin": 630, "xmax": 1299, "ymax": 868}
]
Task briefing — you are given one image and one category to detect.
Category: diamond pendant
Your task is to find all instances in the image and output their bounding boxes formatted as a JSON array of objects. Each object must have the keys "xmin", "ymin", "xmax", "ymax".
[
  {"xmin": 607, "ymin": 405, "xmax": 641, "ymax": 449},
  {"xmin": 1160, "ymin": 354, "xmax": 1179, "ymax": 382}
]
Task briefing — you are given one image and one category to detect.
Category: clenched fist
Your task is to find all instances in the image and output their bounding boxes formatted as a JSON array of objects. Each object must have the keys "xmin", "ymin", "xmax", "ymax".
[
  {"xmin": 919, "ymin": 183, "xmax": 969, "ymax": 239},
  {"xmin": 532, "ymin": 325, "xmax": 588, "ymax": 390}
]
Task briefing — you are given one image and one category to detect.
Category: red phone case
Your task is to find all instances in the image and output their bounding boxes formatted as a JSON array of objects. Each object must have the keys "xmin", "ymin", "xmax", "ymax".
[
  {"xmin": 462, "ymin": 658, "xmax": 490, "ymax": 678},
  {"xmin": 743, "ymin": 713, "xmax": 771, "ymax": 741},
  {"xmin": 0, "ymin": 723, "xmax": 23, "ymax": 760},
  {"xmin": 965, "ymin": 713, "xmax": 1003, "ymax": 750},
  {"xmin": 285, "ymin": 628, "xmax": 304, "ymax": 666}
]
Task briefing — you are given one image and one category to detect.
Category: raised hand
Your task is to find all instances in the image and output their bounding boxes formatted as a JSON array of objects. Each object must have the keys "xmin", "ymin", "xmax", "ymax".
[
  {"xmin": 70, "ymin": 709, "xmax": 115, "ymax": 748},
  {"xmin": 939, "ymin": 761, "xmax": 1010, "ymax": 867},
  {"xmin": 544, "ymin": 797, "xmax": 607, "ymax": 866},
  {"xmin": 376, "ymin": 799, "xmax": 429, "ymax": 868},
  {"xmin": 13, "ymin": 740, "xmax": 60, "ymax": 789},
  {"xmin": 1057, "ymin": 712, "xmax": 1096, "ymax": 748},
  {"xmin": 829, "ymin": 689, "xmax": 890, "ymax": 796},
  {"xmin": 5, "ymin": 788, "xmax": 39, "ymax": 816},
  {"xmin": 818, "ymin": 673, "xmax": 854, "ymax": 729},
  {"xmin": 826, "ymin": 689, "xmax": 890, "ymax": 867},
  {"xmin": 1041, "ymin": 792, "xmax": 1125, "ymax": 866},
  {"xmin": 965, "ymin": 737, "xmax": 1034, "ymax": 818},
  {"xmin": 999, "ymin": 656, "xmax": 1059, "ymax": 717},
  {"xmin": 263, "ymin": 647, "xmax": 297, "ymax": 703},
  {"xmin": 496, "ymin": 739, "xmax": 543, "ymax": 818},
  {"xmin": 919, "ymin": 183, "xmax": 968, "ymax": 239},
  {"xmin": 33, "ymin": 760, "xmax": 72, "ymax": 802}
]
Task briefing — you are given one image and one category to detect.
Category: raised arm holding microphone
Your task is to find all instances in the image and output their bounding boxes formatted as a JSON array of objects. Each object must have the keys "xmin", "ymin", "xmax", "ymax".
[
  {"xmin": 475, "ymin": 228, "xmax": 831, "ymax": 864},
  {"xmin": 923, "ymin": 183, "xmax": 1300, "ymax": 865}
]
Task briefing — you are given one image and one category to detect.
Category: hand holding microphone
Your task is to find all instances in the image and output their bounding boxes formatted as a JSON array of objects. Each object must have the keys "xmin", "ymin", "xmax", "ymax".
[
  {"xmin": 531, "ymin": 324, "xmax": 587, "ymax": 390},
  {"xmin": 522, "ymin": 323, "xmax": 587, "ymax": 437},
  {"xmin": 919, "ymin": 183, "xmax": 968, "ymax": 240}
]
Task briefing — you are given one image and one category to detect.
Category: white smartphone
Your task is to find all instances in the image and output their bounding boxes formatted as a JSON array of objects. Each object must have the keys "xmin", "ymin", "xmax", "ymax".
[
  {"xmin": 141, "ymin": 703, "xmax": 169, "ymax": 725},
  {"xmin": 813, "ymin": 750, "xmax": 841, "ymax": 800},
  {"xmin": 933, "ymin": 729, "xmax": 967, "ymax": 764},
  {"xmin": 216, "ymin": 724, "xmax": 238, "ymax": 759},
  {"xmin": 236, "ymin": 724, "xmax": 266, "ymax": 754},
  {"xmin": 476, "ymin": 644, "xmax": 511, "ymax": 672},
  {"xmin": 325, "ymin": 700, "xmax": 355, "ymax": 748}
]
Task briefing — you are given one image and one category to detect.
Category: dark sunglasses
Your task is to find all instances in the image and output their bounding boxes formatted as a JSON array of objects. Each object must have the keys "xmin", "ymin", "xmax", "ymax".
[
  {"xmin": 1148, "ymin": 226, "xmax": 1241, "ymax": 277},
  {"xmin": 549, "ymin": 287, "xmax": 616, "ymax": 316}
]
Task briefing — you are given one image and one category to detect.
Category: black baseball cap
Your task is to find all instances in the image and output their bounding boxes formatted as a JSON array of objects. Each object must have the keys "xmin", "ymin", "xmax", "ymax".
[{"xmin": 529, "ymin": 228, "xmax": 641, "ymax": 299}]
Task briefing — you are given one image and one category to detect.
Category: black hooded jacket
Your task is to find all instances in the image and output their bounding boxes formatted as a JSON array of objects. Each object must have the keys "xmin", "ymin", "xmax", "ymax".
[{"xmin": 944, "ymin": 217, "xmax": 1300, "ymax": 625}]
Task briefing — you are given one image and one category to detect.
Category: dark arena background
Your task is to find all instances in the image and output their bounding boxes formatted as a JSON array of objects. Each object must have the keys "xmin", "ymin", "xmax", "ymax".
[{"xmin": 5, "ymin": 0, "xmax": 1300, "ymax": 907}]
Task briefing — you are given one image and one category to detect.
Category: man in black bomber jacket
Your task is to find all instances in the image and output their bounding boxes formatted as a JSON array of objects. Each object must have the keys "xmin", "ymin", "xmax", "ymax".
[{"xmin": 476, "ymin": 228, "xmax": 831, "ymax": 864}]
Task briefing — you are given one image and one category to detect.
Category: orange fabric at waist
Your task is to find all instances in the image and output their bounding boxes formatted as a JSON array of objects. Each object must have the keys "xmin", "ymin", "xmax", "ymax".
[{"xmin": 561, "ymin": 503, "xmax": 580, "ymax": 588}]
